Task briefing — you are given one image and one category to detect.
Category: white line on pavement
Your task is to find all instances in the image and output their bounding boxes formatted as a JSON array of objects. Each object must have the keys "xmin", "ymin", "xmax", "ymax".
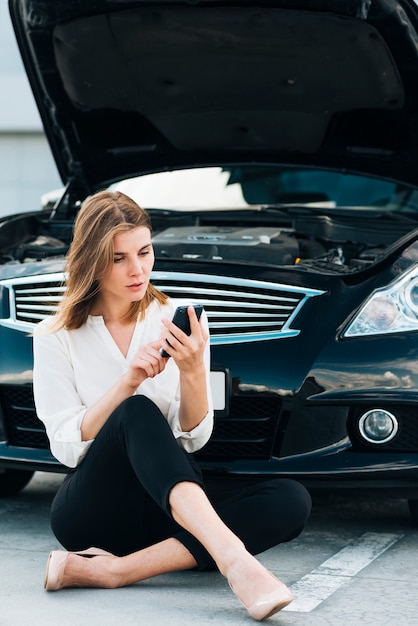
[{"xmin": 283, "ymin": 531, "xmax": 404, "ymax": 612}]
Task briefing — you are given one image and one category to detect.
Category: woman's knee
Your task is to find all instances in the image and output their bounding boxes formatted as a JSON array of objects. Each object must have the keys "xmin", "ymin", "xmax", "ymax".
[
  {"xmin": 260, "ymin": 478, "xmax": 312, "ymax": 529},
  {"xmin": 115, "ymin": 395, "xmax": 167, "ymax": 437},
  {"xmin": 283, "ymin": 479, "xmax": 311, "ymax": 519},
  {"xmin": 117, "ymin": 394, "xmax": 161, "ymax": 419}
]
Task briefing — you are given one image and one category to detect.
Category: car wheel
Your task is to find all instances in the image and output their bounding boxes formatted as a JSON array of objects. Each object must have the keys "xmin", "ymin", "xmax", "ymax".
[
  {"xmin": 408, "ymin": 499, "xmax": 418, "ymax": 526},
  {"xmin": 0, "ymin": 469, "xmax": 35, "ymax": 496}
]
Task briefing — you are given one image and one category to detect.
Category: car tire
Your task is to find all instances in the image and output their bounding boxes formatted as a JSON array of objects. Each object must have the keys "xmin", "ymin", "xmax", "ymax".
[
  {"xmin": 408, "ymin": 499, "xmax": 418, "ymax": 526},
  {"xmin": 0, "ymin": 469, "xmax": 35, "ymax": 496}
]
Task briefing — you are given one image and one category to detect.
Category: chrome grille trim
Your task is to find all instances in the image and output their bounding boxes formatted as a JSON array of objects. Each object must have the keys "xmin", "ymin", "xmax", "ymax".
[{"xmin": 0, "ymin": 271, "xmax": 325, "ymax": 343}]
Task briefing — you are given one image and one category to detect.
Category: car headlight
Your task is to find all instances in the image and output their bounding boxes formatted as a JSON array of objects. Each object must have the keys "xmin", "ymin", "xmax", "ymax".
[{"xmin": 343, "ymin": 264, "xmax": 418, "ymax": 337}]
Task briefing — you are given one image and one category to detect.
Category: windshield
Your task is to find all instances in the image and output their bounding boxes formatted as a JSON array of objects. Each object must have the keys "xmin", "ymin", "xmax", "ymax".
[{"xmin": 110, "ymin": 166, "xmax": 417, "ymax": 213}]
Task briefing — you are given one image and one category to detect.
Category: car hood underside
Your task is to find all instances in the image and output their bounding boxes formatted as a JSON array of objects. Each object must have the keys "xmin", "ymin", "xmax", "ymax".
[{"xmin": 9, "ymin": 0, "xmax": 418, "ymax": 191}]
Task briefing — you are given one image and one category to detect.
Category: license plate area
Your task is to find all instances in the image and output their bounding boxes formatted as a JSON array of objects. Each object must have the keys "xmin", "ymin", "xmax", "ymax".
[{"xmin": 210, "ymin": 368, "xmax": 230, "ymax": 417}]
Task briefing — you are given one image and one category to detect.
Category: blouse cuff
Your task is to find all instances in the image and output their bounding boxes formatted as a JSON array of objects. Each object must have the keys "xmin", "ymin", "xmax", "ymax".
[
  {"xmin": 53, "ymin": 428, "xmax": 84, "ymax": 443},
  {"xmin": 171, "ymin": 411, "xmax": 213, "ymax": 452}
]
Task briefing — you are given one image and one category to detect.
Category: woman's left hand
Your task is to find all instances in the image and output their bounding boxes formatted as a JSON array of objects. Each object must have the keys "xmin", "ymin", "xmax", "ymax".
[
  {"xmin": 162, "ymin": 306, "xmax": 210, "ymax": 432},
  {"xmin": 160, "ymin": 306, "xmax": 208, "ymax": 371}
]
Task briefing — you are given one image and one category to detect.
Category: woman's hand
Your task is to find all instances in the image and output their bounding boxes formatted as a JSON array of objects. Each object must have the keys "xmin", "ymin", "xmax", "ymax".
[
  {"xmin": 160, "ymin": 306, "xmax": 208, "ymax": 371},
  {"xmin": 161, "ymin": 306, "xmax": 210, "ymax": 433},
  {"xmin": 124, "ymin": 340, "xmax": 168, "ymax": 390},
  {"xmin": 81, "ymin": 340, "xmax": 166, "ymax": 442}
]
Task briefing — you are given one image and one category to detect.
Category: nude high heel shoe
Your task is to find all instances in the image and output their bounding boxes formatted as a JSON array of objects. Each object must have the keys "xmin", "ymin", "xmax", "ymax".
[
  {"xmin": 228, "ymin": 569, "xmax": 294, "ymax": 621},
  {"xmin": 246, "ymin": 582, "xmax": 294, "ymax": 621},
  {"xmin": 44, "ymin": 547, "xmax": 113, "ymax": 591}
]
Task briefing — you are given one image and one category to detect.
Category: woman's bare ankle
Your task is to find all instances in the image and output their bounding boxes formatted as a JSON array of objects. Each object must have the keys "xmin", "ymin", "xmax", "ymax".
[
  {"xmin": 216, "ymin": 542, "xmax": 248, "ymax": 578},
  {"xmin": 65, "ymin": 553, "xmax": 120, "ymax": 589},
  {"xmin": 104, "ymin": 555, "xmax": 126, "ymax": 588}
]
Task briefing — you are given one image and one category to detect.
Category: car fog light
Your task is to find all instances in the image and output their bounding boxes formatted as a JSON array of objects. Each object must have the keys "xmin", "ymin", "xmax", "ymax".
[{"xmin": 358, "ymin": 409, "xmax": 398, "ymax": 444}]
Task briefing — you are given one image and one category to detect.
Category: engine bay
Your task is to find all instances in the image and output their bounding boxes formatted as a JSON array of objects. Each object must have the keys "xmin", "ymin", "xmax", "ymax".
[{"xmin": 0, "ymin": 208, "xmax": 411, "ymax": 274}]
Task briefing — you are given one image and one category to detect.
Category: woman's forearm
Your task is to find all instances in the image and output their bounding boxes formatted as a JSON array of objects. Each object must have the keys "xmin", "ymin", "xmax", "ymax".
[
  {"xmin": 80, "ymin": 340, "xmax": 167, "ymax": 441},
  {"xmin": 80, "ymin": 373, "xmax": 138, "ymax": 441},
  {"xmin": 178, "ymin": 364, "xmax": 209, "ymax": 432}
]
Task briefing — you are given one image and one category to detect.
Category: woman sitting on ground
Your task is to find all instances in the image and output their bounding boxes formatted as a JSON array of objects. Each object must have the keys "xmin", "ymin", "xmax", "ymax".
[{"xmin": 33, "ymin": 190, "xmax": 311, "ymax": 621}]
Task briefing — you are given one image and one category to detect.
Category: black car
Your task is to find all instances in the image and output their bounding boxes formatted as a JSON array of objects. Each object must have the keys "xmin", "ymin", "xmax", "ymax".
[{"xmin": 2, "ymin": 0, "xmax": 418, "ymax": 523}]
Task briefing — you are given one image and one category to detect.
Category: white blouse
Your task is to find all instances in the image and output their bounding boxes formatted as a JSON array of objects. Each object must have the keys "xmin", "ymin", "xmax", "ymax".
[{"xmin": 33, "ymin": 299, "xmax": 214, "ymax": 468}]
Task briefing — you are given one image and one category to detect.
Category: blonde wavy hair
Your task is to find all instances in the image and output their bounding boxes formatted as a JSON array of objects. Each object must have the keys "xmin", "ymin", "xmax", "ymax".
[{"xmin": 50, "ymin": 190, "xmax": 168, "ymax": 331}]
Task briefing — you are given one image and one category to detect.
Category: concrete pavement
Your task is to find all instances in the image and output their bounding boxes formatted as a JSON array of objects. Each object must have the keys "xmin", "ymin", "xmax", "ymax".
[{"xmin": 1, "ymin": 472, "xmax": 418, "ymax": 626}]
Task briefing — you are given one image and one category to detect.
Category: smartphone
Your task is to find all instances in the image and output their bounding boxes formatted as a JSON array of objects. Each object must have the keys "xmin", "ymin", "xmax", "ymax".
[{"xmin": 161, "ymin": 304, "xmax": 204, "ymax": 357}]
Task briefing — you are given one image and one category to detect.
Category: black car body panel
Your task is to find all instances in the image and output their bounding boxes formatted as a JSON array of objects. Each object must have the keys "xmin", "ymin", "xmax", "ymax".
[
  {"xmin": 2, "ymin": 0, "xmax": 418, "ymax": 509},
  {"xmin": 8, "ymin": 0, "xmax": 418, "ymax": 188}
]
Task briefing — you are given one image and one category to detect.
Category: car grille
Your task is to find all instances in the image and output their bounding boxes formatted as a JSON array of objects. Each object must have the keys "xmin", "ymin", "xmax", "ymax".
[
  {"xmin": 1, "ymin": 271, "xmax": 324, "ymax": 343},
  {"xmin": 0, "ymin": 271, "xmax": 322, "ymax": 460},
  {"xmin": 1, "ymin": 385, "xmax": 48, "ymax": 448},
  {"xmin": 196, "ymin": 395, "xmax": 279, "ymax": 459},
  {"xmin": 0, "ymin": 384, "xmax": 278, "ymax": 460}
]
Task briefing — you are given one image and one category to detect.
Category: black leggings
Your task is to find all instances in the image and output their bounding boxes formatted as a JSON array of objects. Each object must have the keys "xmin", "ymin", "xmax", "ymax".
[{"xmin": 50, "ymin": 396, "xmax": 311, "ymax": 571}]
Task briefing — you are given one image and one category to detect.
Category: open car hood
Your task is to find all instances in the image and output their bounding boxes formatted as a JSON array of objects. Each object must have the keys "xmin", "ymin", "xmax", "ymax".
[{"xmin": 8, "ymin": 0, "xmax": 418, "ymax": 196}]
